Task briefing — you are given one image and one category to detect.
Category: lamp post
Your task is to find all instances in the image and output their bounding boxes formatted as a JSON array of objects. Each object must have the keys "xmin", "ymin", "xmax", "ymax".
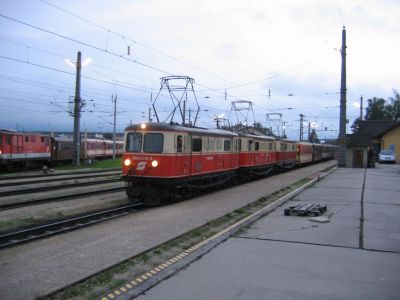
[{"xmin": 72, "ymin": 51, "xmax": 82, "ymax": 167}]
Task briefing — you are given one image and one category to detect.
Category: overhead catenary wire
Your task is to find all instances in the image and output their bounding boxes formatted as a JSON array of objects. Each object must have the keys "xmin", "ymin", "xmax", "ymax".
[
  {"xmin": 0, "ymin": 55, "xmax": 151, "ymax": 93},
  {"xmin": 38, "ymin": 0, "xmax": 237, "ymax": 85},
  {"xmin": 0, "ymin": 13, "xmax": 174, "ymax": 76}
]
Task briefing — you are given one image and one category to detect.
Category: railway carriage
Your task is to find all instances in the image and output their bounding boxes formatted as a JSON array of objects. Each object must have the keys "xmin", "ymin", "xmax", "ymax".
[
  {"xmin": 276, "ymin": 139, "xmax": 297, "ymax": 167},
  {"xmin": 51, "ymin": 137, "xmax": 123, "ymax": 163},
  {"xmin": 122, "ymin": 123, "xmax": 240, "ymax": 205},
  {"xmin": 296, "ymin": 142, "xmax": 313, "ymax": 165},
  {"xmin": 51, "ymin": 136, "xmax": 74, "ymax": 162},
  {"xmin": 237, "ymin": 133, "xmax": 276, "ymax": 180}
]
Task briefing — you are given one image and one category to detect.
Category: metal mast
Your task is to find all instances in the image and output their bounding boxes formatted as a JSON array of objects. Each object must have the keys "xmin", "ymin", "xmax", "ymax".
[
  {"xmin": 338, "ymin": 26, "xmax": 347, "ymax": 167},
  {"xmin": 72, "ymin": 51, "xmax": 82, "ymax": 167}
]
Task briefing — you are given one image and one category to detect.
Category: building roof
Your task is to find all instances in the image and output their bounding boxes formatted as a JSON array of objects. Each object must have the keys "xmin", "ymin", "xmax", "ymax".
[
  {"xmin": 357, "ymin": 120, "xmax": 395, "ymax": 136},
  {"xmin": 374, "ymin": 122, "xmax": 400, "ymax": 137},
  {"xmin": 347, "ymin": 120, "xmax": 396, "ymax": 148}
]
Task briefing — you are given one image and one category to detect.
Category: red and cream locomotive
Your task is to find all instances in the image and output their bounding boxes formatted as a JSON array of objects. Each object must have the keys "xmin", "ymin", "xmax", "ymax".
[
  {"xmin": 122, "ymin": 122, "xmax": 336, "ymax": 206},
  {"xmin": 0, "ymin": 130, "xmax": 51, "ymax": 170}
]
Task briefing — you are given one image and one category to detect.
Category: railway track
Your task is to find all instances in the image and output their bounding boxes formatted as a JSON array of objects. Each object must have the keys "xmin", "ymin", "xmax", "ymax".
[
  {"xmin": 0, "ymin": 203, "xmax": 144, "ymax": 250},
  {"xmin": 0, "ymin": 168, "xmax": 120, "ymax": 181},
  {"xmin": 0, "ymin": 171, "xmax": 121, "ymax": 188},
  {"xmin": 0, "ymin": 169, "xmax": 126, "ymax": 210},
  {"xmin": 0, "ymin": 177, "xmax": 122, "ymax": 197},
  {"xmin": 0, "ymin": 187, "xmax": 126, "ymax": 210}
]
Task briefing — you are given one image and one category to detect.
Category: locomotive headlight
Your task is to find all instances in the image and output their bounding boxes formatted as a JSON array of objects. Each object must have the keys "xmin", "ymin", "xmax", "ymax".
[
  {"xmin": 124, "ymin": 158, "xmax": 132, "ymax": 167},
  {"xmin": 151, "ymin": 160, "xmax": 158, "ymax": 168},
  {"xmin": 140, "ymin": 123, "xmax": 147, "ymax": 129}
]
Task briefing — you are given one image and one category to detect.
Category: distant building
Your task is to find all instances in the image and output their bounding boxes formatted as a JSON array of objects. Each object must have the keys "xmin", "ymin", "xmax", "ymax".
[
  {"xmin": 376, "ymin": 123, "xmax": 400, "ymax": 163},
  {"xmin": 346, "ymin": 120, "xmax": 398, "ymax": 167}
]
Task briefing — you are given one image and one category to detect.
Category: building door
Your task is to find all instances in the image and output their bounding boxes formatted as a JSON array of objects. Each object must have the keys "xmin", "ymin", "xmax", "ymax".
[{"xmin": 352, "ymin": 149, "xmax": 364, "ymax": 168}]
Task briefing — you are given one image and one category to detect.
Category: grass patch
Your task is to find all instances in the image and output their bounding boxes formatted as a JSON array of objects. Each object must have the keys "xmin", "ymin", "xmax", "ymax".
[
  {"xmin": 41, "ymin": 175, "xmax": 317, "ymax": 300},
  {"xmin": 55, "ymin": 158, "xmax": 122, "ymax": 171},
  {"xmin": 0, "ymin": 217, "xmax": 39, "ymax": 232}
]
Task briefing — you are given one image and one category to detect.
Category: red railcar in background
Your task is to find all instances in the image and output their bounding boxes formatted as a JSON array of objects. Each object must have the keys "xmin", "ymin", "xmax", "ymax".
[{"xmin": 0, "ymin": 130, "xmax": 50, "ymax": 169}]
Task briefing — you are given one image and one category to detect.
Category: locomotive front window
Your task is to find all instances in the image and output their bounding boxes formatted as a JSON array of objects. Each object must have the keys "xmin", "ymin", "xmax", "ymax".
[
  {"xmin": 126, "ymin": 132, "xmax": 143, "ymax": 152},
  {"xmin": 144, "ymin": 133, "xmax": 164, "ymax": 153},
  {"xmin": 0, "ymin": 134, "xmax": 2, "ymax": 145}
]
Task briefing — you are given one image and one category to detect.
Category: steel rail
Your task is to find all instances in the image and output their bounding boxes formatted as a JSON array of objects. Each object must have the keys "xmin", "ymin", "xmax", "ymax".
[
  {"xmin": 0, "ymin": 187, "xmax": 126, "ymax": 211},
  {"xmin": 0, "ymin": 203, "xmax": 143, "ymax": 250}
]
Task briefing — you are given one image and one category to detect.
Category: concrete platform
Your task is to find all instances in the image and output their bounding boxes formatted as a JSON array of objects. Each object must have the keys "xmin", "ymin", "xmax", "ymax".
[
  {"xmin": 0, "ymin": 161, "xmax": 336, "ymax": 299},
  {"xmin": 137, "ymin": 164, "xmax": 400, "ymax": 300}
]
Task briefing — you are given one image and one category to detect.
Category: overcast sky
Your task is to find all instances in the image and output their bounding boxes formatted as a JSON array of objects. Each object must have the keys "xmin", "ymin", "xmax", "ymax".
[{"xmin": 0, "ymin": 0, "xmax": 399, "ymax": 140}]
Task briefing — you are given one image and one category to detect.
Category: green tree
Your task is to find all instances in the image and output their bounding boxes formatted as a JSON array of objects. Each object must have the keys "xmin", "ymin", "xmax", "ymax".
[
  {"xmin": 386, "ymin": 90, "xmax": 400, "ymax": 121},
  {"xmin": 365, "ymin": 97, "xmax": 391, "ymax": 120},
  {"xmin": 351, "ymin": 117, "xmax": 361, "ymax": 133}
]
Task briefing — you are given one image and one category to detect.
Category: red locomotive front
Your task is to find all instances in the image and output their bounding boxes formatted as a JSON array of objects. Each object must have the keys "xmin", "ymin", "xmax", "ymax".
[
  {"xmin": 0, "ymin": 130, "xmax": 50, "ymax": 170},
  {"xmin": 122, "ymin": 123, "xmax": 239, "ymax": 206}
]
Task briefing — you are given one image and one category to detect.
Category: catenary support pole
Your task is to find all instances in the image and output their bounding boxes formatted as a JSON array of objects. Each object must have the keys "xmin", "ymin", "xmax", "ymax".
[
  {"xmin": 72, "ymin": 51, "xmax": 82, "ymax": 167},
  {"xmin": 338, "ymin": 26, "xmax": 347, "ymax": 167}
]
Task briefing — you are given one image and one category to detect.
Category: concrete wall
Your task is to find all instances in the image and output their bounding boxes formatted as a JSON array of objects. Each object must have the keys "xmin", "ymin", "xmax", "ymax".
[
  {"xmin": 381, "ymin": 126, "xmax": 400, "ymax": 163},
  {"xmin": 345, "ymin": 147, "xmax": 368, "ymax": 168}
]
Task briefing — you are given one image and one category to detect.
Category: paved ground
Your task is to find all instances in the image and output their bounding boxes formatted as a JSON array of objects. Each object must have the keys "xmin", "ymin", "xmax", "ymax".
[
  {"xmin": 0, "ymin": 161, "xmax": 335, "ymax": 299},
  {"xmin": 136, "ymin": 164, "xmax": 400, "ymax": 300}
]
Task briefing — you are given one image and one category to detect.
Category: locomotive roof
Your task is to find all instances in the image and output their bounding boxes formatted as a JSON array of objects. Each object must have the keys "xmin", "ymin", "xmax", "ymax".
[
  {"xmin": 125, "ymin": 122, "xmax": 238, "ymax": 137},
  {"xmin": 0, "ymin": 130, "xmax": 47, "ymax": 136},
  {"xmin": 236, "ymin": 132, "xmax": 276, "ymax": 140}
]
